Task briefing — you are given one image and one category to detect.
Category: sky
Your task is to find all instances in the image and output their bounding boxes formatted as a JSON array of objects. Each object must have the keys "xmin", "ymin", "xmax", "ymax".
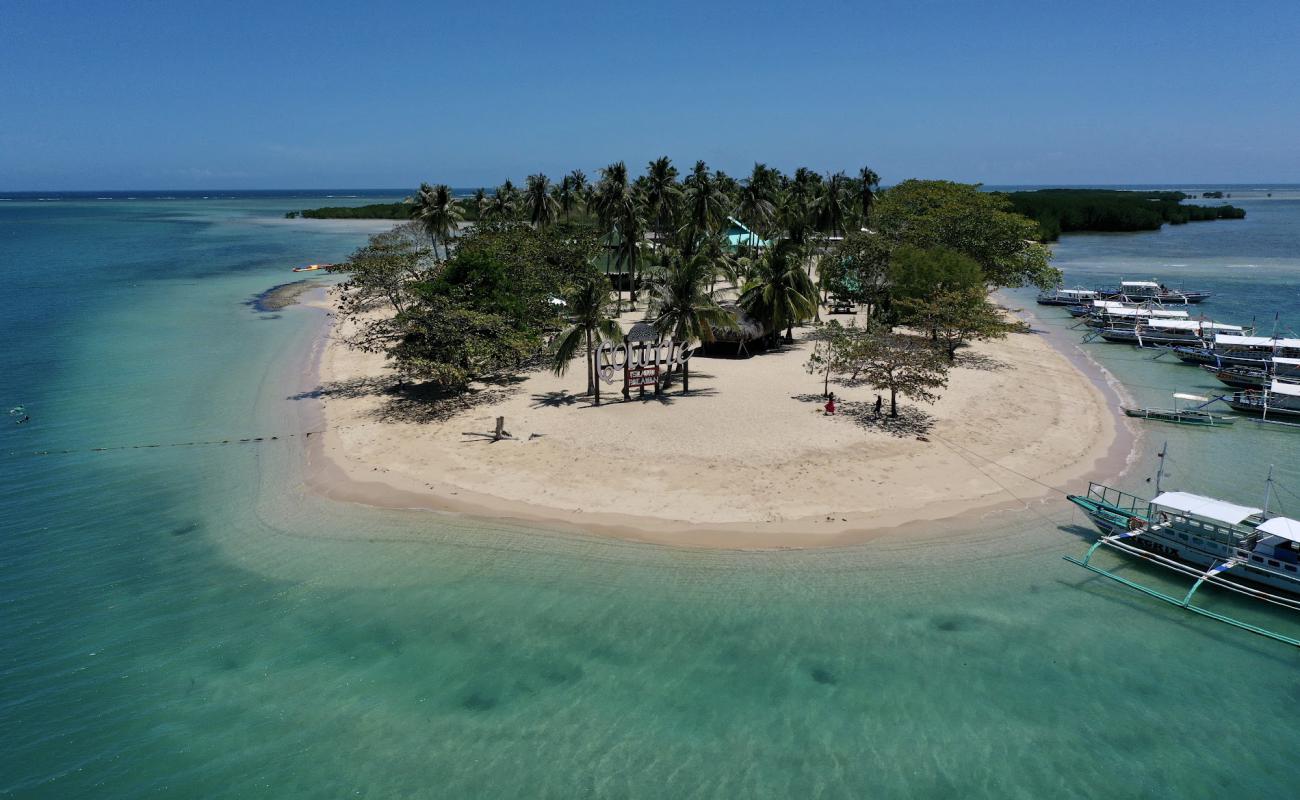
[{"xmin": 3, "ymin": 0, "xmax": 1299, "ymax": 190}]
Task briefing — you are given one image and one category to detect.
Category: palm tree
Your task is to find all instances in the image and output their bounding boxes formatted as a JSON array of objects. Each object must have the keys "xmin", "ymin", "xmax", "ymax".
[
  {"xmin": 410, "ymin": 182, "xmax": 463, "ymax": 259},
  {"xmin": 643, "ymin": 156, "xmax": 681, "ymax": 254},
  {"xmin": 526, "ymin": 173, "xmax": 559, "ymax": 229},
  {"xmin": 471, "ymin": 187, "xmax": 490, "ymax": 221},
  {"xmin": 487, "ymin": 180, "xmax": 519, "ymax": 221},
  {"xmin": 682, "ymin": 160, "xmax": 731, "ymax": 244},
  {"xmin": 858, "ymin": 166, "xmax": 881, "ymax": 227},
  {"xmin": 550, "ymin": 272, "xmax": 621, "ymax": 405},
  {"xmin": 647, "ymin": 251, "xmax": 735, "ymax": 393},
  {"xmin": 593, "ymin": 162, "xmax": 641, "ymax": 312},
  {"xmin": 568, "ymin": 169, "xmax": 590, "ymax": 214},
  {"xmin": 738, "ymin": 240, "xmax": 818, "ymax": 343},
  {"xmin": 814, "ymin": 171, "xmax": 851, "ymax": 240},
  {"xmin": 737, "ymin": 162, "xmax": 777, "ymax": 238},
  {"xmin": 553, "ymin": 174, "xmax": 578, "ymax": 221}
]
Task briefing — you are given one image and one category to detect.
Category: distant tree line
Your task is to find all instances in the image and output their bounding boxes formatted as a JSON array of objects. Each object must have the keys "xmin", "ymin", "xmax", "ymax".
[{"xmin": 999, "ymin": 188, "xmax": 1246, "ymax": 241}]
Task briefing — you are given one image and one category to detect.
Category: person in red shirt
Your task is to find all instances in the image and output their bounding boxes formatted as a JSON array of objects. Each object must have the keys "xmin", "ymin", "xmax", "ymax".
[{"xmin": 824, "ymin": 392, "xmax": 836, "ymax": 415}]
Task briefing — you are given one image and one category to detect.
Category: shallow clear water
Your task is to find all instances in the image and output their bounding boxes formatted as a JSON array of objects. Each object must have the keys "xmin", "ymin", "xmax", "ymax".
[{"xmin": 3, "ymin": 190, "xmax": 1300, "ymax": 798}]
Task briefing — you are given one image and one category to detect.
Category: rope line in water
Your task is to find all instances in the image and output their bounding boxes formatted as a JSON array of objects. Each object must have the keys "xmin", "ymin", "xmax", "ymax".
[{"xmin": 11, "ymin": 429, "xmax": 329, "ymax": 457}]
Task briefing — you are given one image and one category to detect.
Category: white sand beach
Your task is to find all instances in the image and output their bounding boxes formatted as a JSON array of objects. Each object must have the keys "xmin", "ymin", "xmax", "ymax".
[{"xmin": 300, "ymin": 293, "xmax": 1127, "ymax": 548}]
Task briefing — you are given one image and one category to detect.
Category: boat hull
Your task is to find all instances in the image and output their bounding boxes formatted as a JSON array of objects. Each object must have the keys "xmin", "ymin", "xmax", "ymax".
[{"xmin": 1072, "ymin": 500, "xmax": 1300, "ymax": 595}]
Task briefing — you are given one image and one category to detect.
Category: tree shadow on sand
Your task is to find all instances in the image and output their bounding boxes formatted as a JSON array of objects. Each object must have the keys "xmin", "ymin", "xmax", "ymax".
[
  {"xmin": 791, "ymin": 393, "xmax": 935, "ymax": 438},
  {"xmin": 952, "ymin": 352, "xmax": 1010, "ymax": 372},
  {"xmin": 290, "ymin": 376, "xmax": 525, "ymax": 424}
]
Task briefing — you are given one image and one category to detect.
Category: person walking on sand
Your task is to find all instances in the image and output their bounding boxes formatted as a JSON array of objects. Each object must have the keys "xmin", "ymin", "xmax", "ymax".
[
  {"xmin": 824, "ymin": 392, "xmax": 836, "ymax": 415},
  {"xmin": 874, "ymin": 394, "xmax": 883, "ymax": 416}
]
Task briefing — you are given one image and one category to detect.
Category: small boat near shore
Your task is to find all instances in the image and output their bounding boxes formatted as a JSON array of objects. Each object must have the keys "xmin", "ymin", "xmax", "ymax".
[
  {"xmin": 1095, "ymin": 319, "xmax": 1247, "ymax": 347},
  {"xmin": 1224, "ymin": 379, "xmax": 1300, "ymax": 420},
  {"xmin": 1065, "ymin": 450, "xmax": 1300, "ymax": 647},
  {"xmin": 1037, "ymin": 287, "xmax": 1099, "ymax": 306},
  {"xmin": 1122, "ymin": 393, "xmax": 1234, "ymax": 426},
  {"xmin": 1173, "ymin": 335, "xmax": 1300, "ymax": 368},
  {"xmin": 292, "ymin": 263, "xmax": 336, "ymax": 273},
  {"xmin": 1204, "ymin": 357, "xmax": 1300, "ymax": 389},
  {"xmin": 1098, "ymin": 279, "xmax": 1212, "ymax": 304}
]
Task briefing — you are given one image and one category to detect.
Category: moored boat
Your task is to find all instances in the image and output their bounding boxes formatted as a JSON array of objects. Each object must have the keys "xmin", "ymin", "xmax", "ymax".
[
  {"xmin": 1205, "ymin": 357, "xmax": 1300, "ymax": 389},
  {"xmin": 1224, "ymin": 379, "xmax": 1300, "ymax": 419},
  {"xmin": 1098, "ymin": 279, "xmax": 1212, "ymax": 304},
  {"xmin": 1065, "ymin": 454, "xmax": 1300, "ymax": 646},
  {"xmin": 1174, "ymin": 334, "xmax": 1300, "ymax": 368},
  {"xmin": 1096, "ymin": 319, "xmax": 1246, "ymax": 347},
  {"xmin": 1036, "ymin": 287, "xmax": 1099, "ymax": 306},
  {"xmin": 1122, "ymin": 393, "xmax": 1234, "ymax": 426}
]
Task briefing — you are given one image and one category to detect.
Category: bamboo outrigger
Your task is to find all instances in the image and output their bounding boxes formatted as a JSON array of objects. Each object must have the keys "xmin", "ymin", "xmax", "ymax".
[
  {"xmin": 1064, "ymin": 446, "xmax": 1300, "ymax": 647},
  {"xmin": 1122, "ymin": 392, "xmax": 1235, "ymax": 427}
]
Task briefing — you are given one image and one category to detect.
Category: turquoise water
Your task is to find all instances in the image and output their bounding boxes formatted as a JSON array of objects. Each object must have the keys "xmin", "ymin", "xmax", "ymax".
[{"xmin": 3, "ymin": 191, "xmax": 1300, "ymax": 798}]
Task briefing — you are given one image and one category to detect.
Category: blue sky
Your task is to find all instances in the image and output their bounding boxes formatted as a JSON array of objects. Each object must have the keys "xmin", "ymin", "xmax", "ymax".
[{"xmin": 3, "ymin": 0, "xmax": 1298, "ymax": 189}]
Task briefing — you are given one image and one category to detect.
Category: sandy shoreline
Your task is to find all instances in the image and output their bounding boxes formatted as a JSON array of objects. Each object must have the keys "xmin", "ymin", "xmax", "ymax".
[{"xmin": 290, "ymin": 289, "xmax": 1135, "ymax": 549}]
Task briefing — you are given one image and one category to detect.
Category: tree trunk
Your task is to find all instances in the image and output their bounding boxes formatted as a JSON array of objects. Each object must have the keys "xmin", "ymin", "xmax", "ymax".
[
  {"xmin": 890, "ymin": 388, "xmax": 898, "ymax": 417},
  {"xmin": 823, "ymin": 359, "xmax": 831, "ymax": 396},
  {"xmin": 785, "ymin": 324, "xmax": 793, "ymax": 343},
  {"xmin": 585, "ymin": 328, "xmax": 595, "ymax": 395},
  {"xmin": 683, "ymin": 359, "xmax": 690, "ymax": 393}
]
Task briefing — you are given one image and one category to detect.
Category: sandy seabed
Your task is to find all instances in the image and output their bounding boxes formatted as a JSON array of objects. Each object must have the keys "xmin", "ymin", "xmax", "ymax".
[{"xmin": 297, "ymin": 292, "xmax": 1129, "ymax": 549}]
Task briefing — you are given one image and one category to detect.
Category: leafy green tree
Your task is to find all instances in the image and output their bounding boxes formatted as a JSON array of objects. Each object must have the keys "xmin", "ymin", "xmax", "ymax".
[
  {"xmin": 901, "ymin": 287, "xmax": 1014, "ymax": 361},
  {"xmin": 850, "ymin": 327, "xmax": 950, "ymax": 417},
  {"xmin": 647, "ymin": 251, "xmax": 736, "ymax": 393},
  {"xmin": 593, "ymin": 161, "xmax": 644, "ymax": 311},
  {"xmin": 804, "ymin": 320, "xmax": 865, "ymax": 397},
  {"xmin": 486, "ymin": 180, "xmax": 520, "ymax": 221},
  {"xmin": 526, "ymin": 173, "xmax": 559, "ymax": 229},
  {"xmin": 827, "ymin": 231, "xmax": 893, "ymax": 320},
  {"xmin": 389, "ymin": 295, "xmax": 532, "ymax": 390},
  {"xmin": 328, "ymin": 223, "xmax": 433, "ymax": 343},
  {"xmin": 739, "ymin": 240, "xmax": 818, "ymax": 342},
  {"xmin": 550, "ymin": 271, "xmax": 622, "ymax": 404},
  {"xmin": 778, "ymin": 167, "xmax": 820, "ymax": 247},
  {"xmin": 889, "ymin": 245, "xmax": 984, "ymax": 310},
  {"xmin": 472, "ymin": 187, "xmax": 490, "ymax": 220},
  {"xmin": 410, "ymin": 182, "xmax": 463, "ymax": 259},
  {"xmin": 873, "ymin": 180, "xmax": 1058, "ymax": 288}
]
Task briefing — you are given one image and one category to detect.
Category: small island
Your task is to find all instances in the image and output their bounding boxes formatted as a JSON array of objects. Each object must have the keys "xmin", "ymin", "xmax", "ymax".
[
  {"xmin": 1000, "ymin": 188, "xmax": 1245, "ymax": 240},
  {"xmin": 291, "ymin": 165, "xmax": 1120, "ymax": 545}
]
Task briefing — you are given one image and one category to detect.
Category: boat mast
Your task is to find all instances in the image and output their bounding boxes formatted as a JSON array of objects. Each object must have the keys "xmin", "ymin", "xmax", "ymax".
[
  {"xmin": 1263, "ymin": 465, "xmax": 1275, "ymax": 520},
  {"xmin": 1155, "ymin": 441, "xmax": 1168, "ymax": 494}
]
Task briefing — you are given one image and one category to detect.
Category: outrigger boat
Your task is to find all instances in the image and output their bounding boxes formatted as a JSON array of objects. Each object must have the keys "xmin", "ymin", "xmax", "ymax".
[
  {"xmin": 1065, "ymin": 448, "xmax": 1300, "ymax": 646},
  {"xmin": 1223, "ymin": 379, "xmax": 1300, "ymax": 420},
  {"xmin": 291, "ymin": 263, "xmax": 336, "ymax": 273},
  {"xmin": 1081, "ymin": 305, "xmax": 1190, "ymax": 329},
  {"xmin": 1174, "ymin": 334, "xmax": 1300, "ymax": 368},
  {"xmin": 1095, "ymin": 319, "xmax": 1246, "ymax": 347},
  {"xmin": 1122, "ymin": 393, "xmax": 1234, "ymax": 427},
  {"xmin": 1204, "ymin": 357, "xmax": 1300, "ymax": 390},
  {"xmin": 1036, "ymin": 287, "xmax": 1099, "ymax": 306},
  {"xmin": 1098, "ymin": 279, "xmax": 1212, "ymax": 304}
]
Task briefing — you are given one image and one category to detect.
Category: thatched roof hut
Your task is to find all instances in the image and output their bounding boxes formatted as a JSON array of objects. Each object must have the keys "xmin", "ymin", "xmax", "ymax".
[{"xmin": 700, "ymin": 303, "xmax": 776, "ymax": 357}]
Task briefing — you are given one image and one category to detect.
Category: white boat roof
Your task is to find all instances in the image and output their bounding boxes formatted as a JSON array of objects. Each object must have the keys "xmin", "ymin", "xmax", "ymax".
[
  {"xmin": 1274, "ymin": 357, "xmax": 1300, "ymax": 366},
  {"xmin": 1122, "ymin": 280, "xmax": 1161, "ymax": 288},
  {"xmin": 1270, "ymin": 379, "xmax": 1300, "ymax": 397},
  {"xmin": 1058, "ymin": 288, "xmax": 1096, "ymax": 296},
  {"xmin": 1147, "ymin": 320, "xmax": 1243, "ymax": 332},
  {"xmin": 1216, "ymin": 334, "xmax": 1277, "ymax": 347},
  {"xmin": 1152, "ymin": 492, "xmax": 1262, "ymax": 524},
  {"xmin": 1257, "ymin": 516, "xmax": 1300, "ymax": 544},
  {"xmin": 1093, "ymin": 300, "xmax": 1128, "ymax": 309},
  {"xmin": 1105, "ymin": 308, "xmax": 1189, "ymax": 319},
  {"xmin": 1173, "ymin": 393, "xmax": 1208, "ymax": 402}
]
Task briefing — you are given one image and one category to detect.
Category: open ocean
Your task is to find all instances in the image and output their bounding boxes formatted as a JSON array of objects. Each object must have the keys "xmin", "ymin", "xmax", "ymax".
[{"xmin": 3, "ymin": 187, "xmax": 1300, "ymax": 798}]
